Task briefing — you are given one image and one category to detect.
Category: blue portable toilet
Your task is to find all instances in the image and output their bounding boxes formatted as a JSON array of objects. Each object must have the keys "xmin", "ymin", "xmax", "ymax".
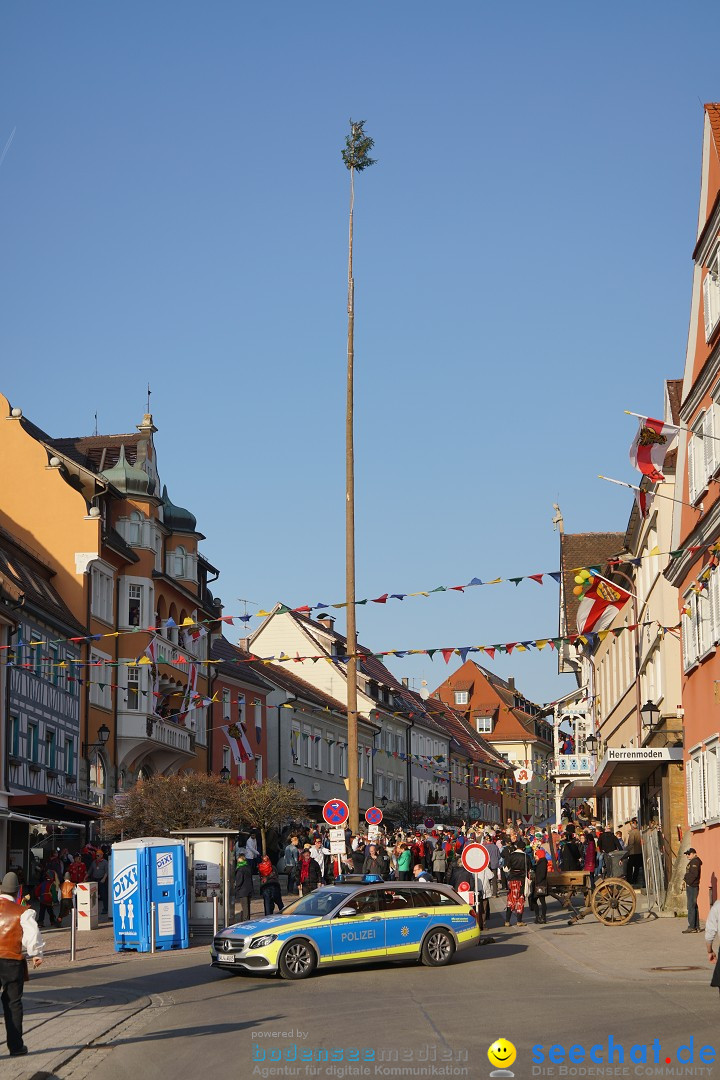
[{"xmin": 111, "ymin": 837, "xmax": 188, "ymax": 952}]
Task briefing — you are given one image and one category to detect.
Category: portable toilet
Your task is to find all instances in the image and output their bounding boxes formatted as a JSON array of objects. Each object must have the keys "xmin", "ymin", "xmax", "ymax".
[{"xmin": 111, "ymin": 837, "xmax": 188, "ymax": 952}]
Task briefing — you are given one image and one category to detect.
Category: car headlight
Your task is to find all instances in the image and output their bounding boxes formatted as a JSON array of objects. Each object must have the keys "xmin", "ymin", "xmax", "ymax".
[{"xmin": 250, "ymin": 934, "xmax": 277, "ymax": 949}]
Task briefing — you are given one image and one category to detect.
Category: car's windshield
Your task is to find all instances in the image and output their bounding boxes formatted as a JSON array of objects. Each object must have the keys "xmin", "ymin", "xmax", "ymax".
[{"xmin": 280, "ymin": 888, "xmax": 353, "ymax": 917}]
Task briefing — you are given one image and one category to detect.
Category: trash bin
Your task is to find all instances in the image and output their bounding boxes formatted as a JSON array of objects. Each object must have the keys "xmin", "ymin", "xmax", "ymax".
[
  {"xmin": 605, "ymin": 849, "xmax": 629, "ymax": 879},
  {"xmin": 111, "ymin": 837, "xmax": 189, "ymax": 952},
  {"xmin": 76, "ymin": 880, "xmax": 98, "ymax": 931}
]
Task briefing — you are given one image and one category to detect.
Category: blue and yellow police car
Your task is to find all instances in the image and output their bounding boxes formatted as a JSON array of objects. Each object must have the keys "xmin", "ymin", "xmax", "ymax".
[{"xmin": 211, "ymin": 876, "xmax": 480, "ymax": 980}]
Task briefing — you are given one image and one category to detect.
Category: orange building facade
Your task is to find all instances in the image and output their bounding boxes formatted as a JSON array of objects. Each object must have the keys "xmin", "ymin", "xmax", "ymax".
[
  {"xmin": 666, "ymin": 105, "xmax": 720, "ymax": 916},
  {"xmin": 0, "ymin": 394, "xmax": 222, "ymax": 822}
]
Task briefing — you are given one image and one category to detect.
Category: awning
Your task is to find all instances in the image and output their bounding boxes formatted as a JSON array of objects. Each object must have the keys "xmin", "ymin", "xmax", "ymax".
[
  {"xmin": 560, "ymin": 779, "xmax": 608, "ymax": 800},
  {"xmin": 594, "ymin": 747, "xmax": 683, "ymax": 789},
  {"xmin": 8, "ymin": 794, "xmax": 100, "ymax": 822}
]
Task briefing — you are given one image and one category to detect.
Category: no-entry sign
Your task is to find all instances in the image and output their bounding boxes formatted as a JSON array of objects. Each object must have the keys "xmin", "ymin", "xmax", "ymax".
[{"xmin": 461, "ymin": 842, "xmax": 490, "ymax": 874}]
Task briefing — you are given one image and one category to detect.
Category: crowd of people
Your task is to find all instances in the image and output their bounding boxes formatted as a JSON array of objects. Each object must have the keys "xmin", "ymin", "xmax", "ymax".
[
  {"xmin": 232, "ymin": 814, "xmax": 636, "ymax": 927},
  {"xmin": 7, "ymin": 844, "xmax": 110, "ymax": 926}
]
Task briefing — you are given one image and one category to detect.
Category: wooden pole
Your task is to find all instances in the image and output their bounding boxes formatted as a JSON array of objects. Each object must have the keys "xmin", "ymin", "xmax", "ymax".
[{"xmin": 346, "ymin": 150, "xmax": 359, "ymax": 834}]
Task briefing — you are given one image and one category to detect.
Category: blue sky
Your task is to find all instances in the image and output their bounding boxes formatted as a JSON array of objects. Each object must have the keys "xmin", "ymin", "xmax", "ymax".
[{"xmin": 0, "ymin": 3, "xmax": 712, "ymax": 704}]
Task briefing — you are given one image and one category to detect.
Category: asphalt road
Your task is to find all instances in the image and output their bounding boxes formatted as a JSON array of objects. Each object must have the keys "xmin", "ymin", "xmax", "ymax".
[{"xmin": 49, "ymin": 915, "xmax": 720, "ymax": 1080}]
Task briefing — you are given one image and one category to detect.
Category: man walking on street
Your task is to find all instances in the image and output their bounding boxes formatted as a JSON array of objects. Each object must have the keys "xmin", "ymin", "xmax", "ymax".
[
  {"xmin": 683, "ymin": 848, "xmax": 702, "ymax": 934},
  {"xmin": 0, "ymin": 872, "xmax": 45, "ymax": 1058},
  {"xmin": 88, "ymin": 849, "xmax": 109, "ymax": 916}
]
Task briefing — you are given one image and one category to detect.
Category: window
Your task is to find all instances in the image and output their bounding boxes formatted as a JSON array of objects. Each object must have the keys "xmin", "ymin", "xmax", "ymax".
[
  {"xmin": 50, "ymin": 643, "xmax": 59, "ymax": 686},
  {"xmin": 328, "ymin": 740, "xmax": 335, "ymax": 775},
  {"xmin": 396, "ymin": 734, "xmax": 403, "ymax": 755},
  {"xmin": 33, "ymin": 641, "xmax": 43, "ymax": 678},
  {"xmin": 127, "ymin": 666, "xmax": 140, "ymax": 710},
  {"xmin": 174, "ymin": 547, "xmax": 186, "ymax": 578},
  {"xmin": 387, "ymin": 776, "xmax": 395, "ymax": 800},
  {"xmin": 254, "ymin": 756, "xmax": 262, "ymax": 782},
  {"xmin": 28, "ymin": 723, "xmax": 38, "ymax": 763},
  {"xmin": 375, "ymin": 771, "xmax": 384, "ymax": 798},
  {"xmin": 89, "ymin": 651, "xmax": 112, "ymax": 710},
  {"xmin": 313, "ymin": 728, "xmax": 322, "ymax": 770},
  {"xmin": 90, "ymin": 752, "xmax": 106, "ymax": 792},
  {"xmin": 337, "ymin": 892, "xmax": 380, "ymax": 916},
  {"xmin": 303, "ymin": 726, "xmax": 312, "ymax": 768},
  {"xmin": 46, "ymin": 729, "xmax": 56, "ymax": 770},
  {"xmin": 689, "ymin": 414, "xmax": 708, "ymax": 503},
  {"xmin": 687, "ymin": 746, "xmax": 706, "ymax": 827},
  {"xmin": 454, "ymin": 690, "xmax": 469, "ymax": 706},
  {"xmin": 706, "ymin": 741, "xmax": 720, "ymax": 823},
  {"xmin": 65, "ymin": 737, "xmax": 74, "ymax": 776},
  {"xmin": 396, "ymin": 779, "xmax": 405, "ymax": 801},
  {"xmin": 127, "ymin": 511, "xmax": 143, "ymax": 546},
  {"xmin": 475, "ymin": 716, "xmax": 493, "ymax": 734},
  {"xmin": 703, "ymin": 252, "xmax": 720, "ymax": 341},
  {"xmin": 9, "ymin": 715, "xmax": 19, "ymax": 757},
  {"xmin": 222, "ymin": 746, "xmax": 230, "ymax": 771},
  {"xmin": 91, "ymin": 564, "xmax": 114, "ymax": 624},
  {"xmin": 683, "ymin": 589, "xmax": 714, "ymax": 670},
  {"xmin": 222, "ymin": 689, "xmax": 231, "ymax": 720},
  {"xmin": 128, "ymin": 584, "xmax": 142, "ymax": 627},
  {"xmin": 254, "ymin": 699, "xmax": 262, "ymax": 740}
]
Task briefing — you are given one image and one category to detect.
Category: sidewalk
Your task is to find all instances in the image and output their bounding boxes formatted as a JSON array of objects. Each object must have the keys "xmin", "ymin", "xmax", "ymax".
[
  {"xmin": 486, "ymin": 893, "xmax": 714, "ymax": 985},
  {"xmin": 39, "ymin": 892, "xmax": 276, "ymax": 970}
]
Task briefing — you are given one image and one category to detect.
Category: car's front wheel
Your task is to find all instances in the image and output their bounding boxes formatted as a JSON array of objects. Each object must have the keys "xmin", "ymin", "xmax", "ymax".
[
  {"xmin": 421, "ymin": 929, "xmax": 455, "ymax": 967},
  {"xmin": 278, "ymin": 939, "xmax": 317, "ymax": 980}
]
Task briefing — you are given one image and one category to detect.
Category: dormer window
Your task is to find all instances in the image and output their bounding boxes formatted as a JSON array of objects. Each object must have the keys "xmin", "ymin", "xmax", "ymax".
[
  {"xmin": 454, "ymin": 690, "xmax": 469, "ymax": 706},
  {"xmin": 475, "ymin": 715, "xmax": 493, "ymax": 734}
]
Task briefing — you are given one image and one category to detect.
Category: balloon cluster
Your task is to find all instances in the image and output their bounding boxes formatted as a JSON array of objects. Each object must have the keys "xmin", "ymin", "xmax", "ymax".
[{"xmin": 572, "ymin": 568, "xmax": 595, "ymax": 598}]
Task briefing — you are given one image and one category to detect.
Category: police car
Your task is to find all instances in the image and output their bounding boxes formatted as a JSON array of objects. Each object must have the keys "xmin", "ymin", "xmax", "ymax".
[{"xmin": 210, "ymin": 877, "xmax": 480, "ymax": 980}]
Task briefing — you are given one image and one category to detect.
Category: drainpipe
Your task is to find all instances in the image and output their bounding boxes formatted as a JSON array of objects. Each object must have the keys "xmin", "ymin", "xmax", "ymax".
[
  {"xmin": 113, "ymin": 571, "xmax": 120, "ymax": 793},
  {"xmin": 83, "ymin": 571, "xmax": 92, "ymax": 802}
]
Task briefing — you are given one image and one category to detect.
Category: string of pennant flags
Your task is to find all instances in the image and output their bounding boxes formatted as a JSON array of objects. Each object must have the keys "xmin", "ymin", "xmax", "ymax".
[
  {"xmin": 2, "ymin": 538, "xmax": 720, "ymax": 658},
  {"xmin": 0, "ymin": 617, "xmax": 684, "ymax": 674}
]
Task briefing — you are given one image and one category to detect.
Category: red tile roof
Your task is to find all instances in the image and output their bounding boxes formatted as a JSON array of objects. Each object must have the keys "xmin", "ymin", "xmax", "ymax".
[{"xmin": 666, "ymin": 379, "xmax": 683, "ymax": 425}]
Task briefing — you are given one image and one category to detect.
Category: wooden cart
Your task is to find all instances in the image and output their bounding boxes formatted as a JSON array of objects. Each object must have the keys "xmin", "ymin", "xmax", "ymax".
[{"xmin": 546, "ymin": 870, "xmax": 636, "ymax": 926}]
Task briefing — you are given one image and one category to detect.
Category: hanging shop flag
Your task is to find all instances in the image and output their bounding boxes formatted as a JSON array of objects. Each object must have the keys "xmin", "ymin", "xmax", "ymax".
[
  {"xmin": 224, "ymin": 722, "xmax": 253, "ymax": 764},
  {"xmin": 576, "ymin": 572, "xmax": 631, "ymax": 635},
  {"xmin": 629, "ymin": 416, "xmax": 680, "ymax": 484},
  {"xmin": 514, "ymin": 766, "xmax": 533, "ymax": 785}
]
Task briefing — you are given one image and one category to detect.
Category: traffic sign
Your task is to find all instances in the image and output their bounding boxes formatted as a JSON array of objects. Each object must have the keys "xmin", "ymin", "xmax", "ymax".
[
  {"xmin": 457, "ymin": 881, "xmax": 475, "ymax": 905},
  {"xmin": 461, "ymin": 842, "xmax": 490, "ymax": 874},
  {"xmin": 328, "ymin": 828, "xmax": 345, "ymax": 844},
  {"xmin": 367, "ymin": 824, "xmax": 380, "ymax": 841},
  {"xmin": 323, "ymin": 799, "xmax": 349, "ymax": 826},
  {"xmin": 424, "ymin": 818, "xmax": 435, "ymax": 829},
  {"xmin": 365, "ymin": 806, "xmax": 383, "ymax": 826}
]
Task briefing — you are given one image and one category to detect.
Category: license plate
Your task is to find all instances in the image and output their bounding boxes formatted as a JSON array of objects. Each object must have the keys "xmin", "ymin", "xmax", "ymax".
[{"xmin": 217, "ymin": 954, "xmax": 235, "ymax": 963}]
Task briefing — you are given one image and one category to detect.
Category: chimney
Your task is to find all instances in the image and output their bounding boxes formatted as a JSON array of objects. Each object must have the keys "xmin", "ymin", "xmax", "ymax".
[
  {"xmin": 239, "ymin": 637, "xmax": 251, "ymax": 652},
  {"xmin": 402, "ymin": 677, "xmax": 409, "ymax": 688},
  {"xmin": 508, "ymin": 676, "xmax": 515, "ymax": 691},
  {"xmin": 317, "ymin": 614, "xmax": 336, "ymax": 631}
]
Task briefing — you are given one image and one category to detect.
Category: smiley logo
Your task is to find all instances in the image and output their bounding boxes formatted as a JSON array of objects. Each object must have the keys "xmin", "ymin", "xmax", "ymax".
[{"xmin": 488, "ymin": 1039, "xmax": 517, "ymax": 1073}]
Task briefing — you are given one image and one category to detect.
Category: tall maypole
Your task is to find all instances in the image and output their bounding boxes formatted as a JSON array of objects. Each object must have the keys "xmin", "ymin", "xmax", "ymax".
[{"xmin": 341, "ymin": 120, "xmax": 376, "ymax": 831}]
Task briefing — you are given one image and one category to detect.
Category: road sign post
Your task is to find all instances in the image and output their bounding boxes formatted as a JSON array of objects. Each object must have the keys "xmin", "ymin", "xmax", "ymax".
[
  {"xmin": 323, "ymin": 802, "xmax": 349, "ymax": 879},
  {"xmin": 460, "ymin": 844, "xmax": 489, "ymax": 926}
]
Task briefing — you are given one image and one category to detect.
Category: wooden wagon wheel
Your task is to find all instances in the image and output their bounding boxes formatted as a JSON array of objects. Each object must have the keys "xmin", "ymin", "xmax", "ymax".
[{"xmin": 591, "ymin": 877, "xmax": 636, "ymax": 926}]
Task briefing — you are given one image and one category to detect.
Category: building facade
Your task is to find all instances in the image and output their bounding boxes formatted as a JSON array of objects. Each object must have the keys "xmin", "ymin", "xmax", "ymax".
[
  {"xmin": 665, "ymin": 104, "xmax": 720, "ymax": 917},
  {"xmin": 0, "ymin": 396, "xmax": 220, "ymax": 825},
  {"xmin": 432, "ymin": 662, "xmax": 552, "ymax": 823}
]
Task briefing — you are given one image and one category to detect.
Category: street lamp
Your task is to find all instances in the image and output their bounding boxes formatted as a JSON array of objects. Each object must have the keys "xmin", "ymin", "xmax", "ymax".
[
  {"xmin": 641, "ymin": 700, "xmax": 660, "ymax": 735},
  {"xmin": 380, "ymin": 795, "xmax": 388, "ymax": 809},
  {"xmin": 82, "ymin": 723, "xmax": 110, "ymax": 757},
  {"xmin": 287, "ymin": 777, "xmax": 296, "ymax": 789},
  {"xmin": 585, "ymin": 731, "xmax": 599, "ymax": 754},
  {"xmin": 219, "ymin": 766, "xmax": 231, "ymax": 783}
]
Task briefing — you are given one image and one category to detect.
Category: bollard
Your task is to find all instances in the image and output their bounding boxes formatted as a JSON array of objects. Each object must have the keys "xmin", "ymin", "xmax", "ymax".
[
  {"xmin": 213, "ymin": 894, "xmax": 219, "ymax": 937},
  {"xmin": 70, "ymin": 893, "xmax": 77, "ymax": 963},
  {"xmin": 150, "ymin": 901, "xmax": 156, "ymax": 954}
]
